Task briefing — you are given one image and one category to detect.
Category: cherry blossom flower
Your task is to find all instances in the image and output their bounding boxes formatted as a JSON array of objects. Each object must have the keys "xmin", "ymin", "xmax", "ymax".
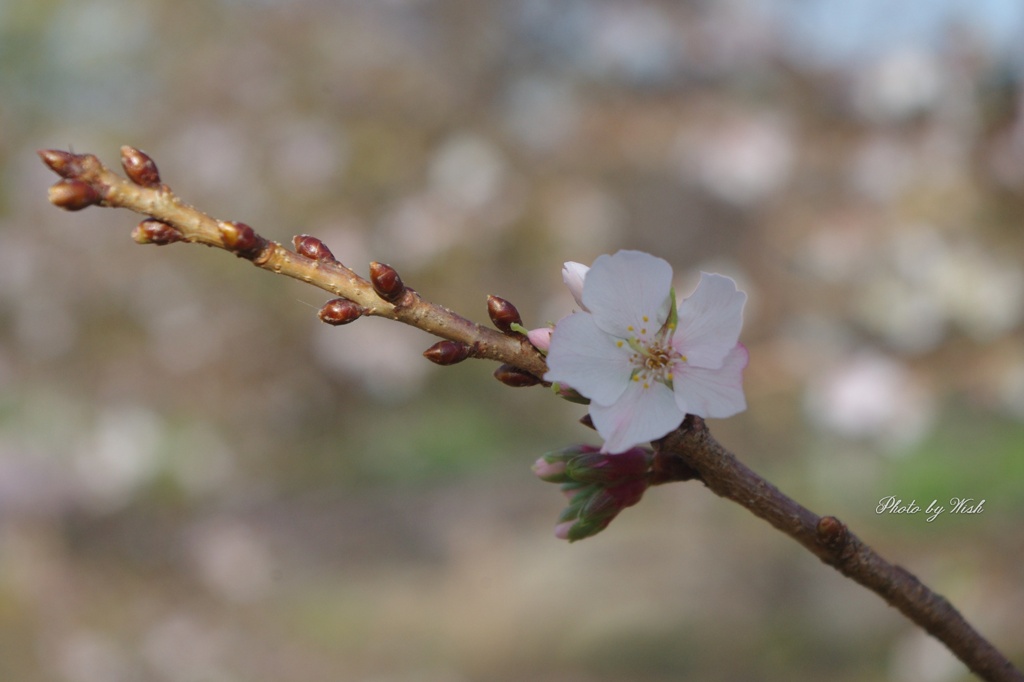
[{"xmin": 545, "ymin": 250, "xmax": 748, "ymax": 453}]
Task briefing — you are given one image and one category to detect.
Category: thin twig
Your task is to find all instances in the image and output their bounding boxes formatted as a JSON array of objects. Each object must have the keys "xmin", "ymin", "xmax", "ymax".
[
  {"xmin": 40, "ymin": 147, "xmax": 1022, "ymax": 680},
  {"xmin": 38, "ymin": 147, "xmax": 548, "ymax": 380},
  {"xmin": 656, "ymin": 416, "xmax": 1023, "ymax": 682}
]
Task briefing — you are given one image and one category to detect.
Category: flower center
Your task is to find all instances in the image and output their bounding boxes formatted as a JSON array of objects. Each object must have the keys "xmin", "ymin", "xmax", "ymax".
[{"xmin": 625, "ymin": 331, "xmax": 685, "ymax": 390}]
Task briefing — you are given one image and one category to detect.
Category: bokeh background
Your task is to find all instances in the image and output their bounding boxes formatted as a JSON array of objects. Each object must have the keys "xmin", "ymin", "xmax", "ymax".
[{"xmin": 3, "ymin": 1, "xmax": 1024, "ymax": 680}]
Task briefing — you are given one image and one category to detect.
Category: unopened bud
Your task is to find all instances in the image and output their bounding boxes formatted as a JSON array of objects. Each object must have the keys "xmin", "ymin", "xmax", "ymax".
[
  {"xmin": 319, "ymin": 298, "xmax": 363, "ymax": 325},
  {"xmin": 816, "ymin": 515, "xmax": 848, "ymax": 550},
  {"xmin": 423, "ymin": 340, "xmax": 471, "ymax": 366},
  {"xmin": 565, "ymin": 448, "xmax": 652, "ymax": 484},
  {"xmin": 293, "ymin": 234, "xmax": 337, "ymax": 263},
  {"xmin": 120, "ymin": 146, "xmax": 161, "ymax": 187},
  {"xmin": 38, "ymin": 149, "xmax": 84, "ymax": 179},
  {"xmin": 487, "ymin": 295, "xmax": 523, "ymax": 333},
  {"xmin": 369, "ymin": 262, "xmax": 406, "ymax": 303},
  {"xmin": 219, "ymin": 221, "xmax": 265, "ymax": 259},
  {"xmin": 493, "ymin": 364, "xmax": 541, "ymax": 387},
  {"xmin": 132, "ymin": 218, "xmax": 183, "ymax": 245},
  {"xmin": 527, "ymin": 327, "xmax": 553, "ymax": 352},
  {"xmin": 564, "ymin": 479, "xmax": 648, "ymax": 542},
  {"xmin": 532, "ymin": 457, "xmax": 569, "ymax": 483},
  {"xmin": 48, "ymin": 179, "xmax": 101, "ymax": 211}
]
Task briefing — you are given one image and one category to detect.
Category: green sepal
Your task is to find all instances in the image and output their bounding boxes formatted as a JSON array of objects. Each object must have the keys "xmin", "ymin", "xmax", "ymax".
[
  {"xmin": 664, "ymin": 287, "xmax": 678, "ymax": 333},
  {"xmin": 551, "ymin": 382, "xmax": 591, "ymax": 405}
]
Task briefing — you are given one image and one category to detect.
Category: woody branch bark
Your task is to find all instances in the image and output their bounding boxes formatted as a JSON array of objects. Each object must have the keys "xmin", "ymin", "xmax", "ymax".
[
  {"xmin": 655, "ymin": 416, "xmax": 1023, "ymax": 682},
  {"xmin": 40, "ymin": 148, "xmax": 1021, "ymax": 681},
  {"xmin": 38, "ymin": 147, "xmax": 547, "ymax": 381}
]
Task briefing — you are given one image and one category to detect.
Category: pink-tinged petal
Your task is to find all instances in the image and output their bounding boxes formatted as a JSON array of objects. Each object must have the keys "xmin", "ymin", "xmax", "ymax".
[
  {"xmin": 545, "ymin": 313, "xmax": 634, "ymax": 405},
  {"xmin": 590, "ymin": 380, "xmax": 684, "ymax": 453},
  {"xmin": 554, "ymin": 521, "xmax": 575, "ymax": 540},
  {"xmin": 527, "ymin": 327, "xmax": 553, "ymax": 352},
  {"xmin": 675, "ymin": 273, "xmax": 746, "ymax": 369},
  {"xmin": 562, "ymin": 262, "xmax": 590, "ymax": 310},
  {"xmin": 672, "ymin": 344, "xmax": 749, "ymax": 418},
  {"xmin": 582, "ymin": 251, "xmax": 673, "ymax": 340}
]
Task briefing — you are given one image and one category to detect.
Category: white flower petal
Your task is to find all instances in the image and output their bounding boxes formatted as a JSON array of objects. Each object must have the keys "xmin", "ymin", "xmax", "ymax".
[
  {"xmin": 591, "ymin": 380, "xmax": 683, "ymax": 453},
  {"xmin": 673, "ymin": 344, "xmax": 749, "ymax": 418},
  {"xmin": 562, "ymin": 262, "xmax": 590, "ymax": 311},
  {"xmin": 544, "ymin": 312, "xmax": 634, "ymax": 405},
  {"xmin": 583, "ymin": 250, "xmax": 673, "ymax": 340},
  {"xmin": 675, "ymin": 273, "xmax": 746, "ymax": 368}
]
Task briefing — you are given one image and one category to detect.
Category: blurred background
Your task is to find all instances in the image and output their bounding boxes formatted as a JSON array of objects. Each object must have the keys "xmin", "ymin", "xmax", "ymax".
[{"xmin": 2, "ymin": 0, "xmax": 1024, "ymax": 680}]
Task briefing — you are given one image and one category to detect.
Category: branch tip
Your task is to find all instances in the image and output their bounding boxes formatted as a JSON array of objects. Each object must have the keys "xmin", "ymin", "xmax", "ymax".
[{"xmin": 38, "ymin": 149, "xmax": 84, "ymax": 179}]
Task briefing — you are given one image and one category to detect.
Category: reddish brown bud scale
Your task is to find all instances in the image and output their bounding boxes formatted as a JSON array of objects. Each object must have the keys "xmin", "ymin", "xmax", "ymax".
[
  {"xmin": 487, "ymin": 295, "xmax": 523, "ymax": 333},
  {"xmin": 120, "ymin": 146, "xmax": 161, "ymax": 187},
  {"xmin": 494, "ymin": 364, "xmax": 541, "ymax": 387},
  {"xmin": 38, "ymin": 149, "xmax": 84, "ymax": 179},
  {"xmin": 423, "ymin": 340, "xmax": 471, "ymax": 366},
  {"xmin": 816, "ymin": 515, "xmax": 848, "ymax": 550},
  {"xmin": 132, "ymin": 218, "xmax": 183, "ymax": 245},
  {"xmin": 319, "ymin": 298, "xmax": 363, "ymax": 325},
  {"xmin": 219, "ymin": 221, "xmax": 265, "ymax": 259},
  {"xmin": 369, "ymin": 261, "xmax": 406, "ymax": 303},
  {"xmin": 48, "ymin": 179, "xmax": 101, "ymax": 211},
  {"xmin": 293, "ymin": 234, "xmax": 337, "ymax": 263}
]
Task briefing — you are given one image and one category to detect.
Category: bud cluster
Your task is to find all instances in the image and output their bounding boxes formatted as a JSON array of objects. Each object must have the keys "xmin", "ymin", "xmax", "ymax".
[{"xmin": 533, "ymin": 445, "xmax": 653, "ymax": 541}]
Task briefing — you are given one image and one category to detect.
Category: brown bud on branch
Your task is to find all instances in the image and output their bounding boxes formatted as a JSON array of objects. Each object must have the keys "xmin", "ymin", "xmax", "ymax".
[
  {"xmin": 423, "ymin": 340, "xmax": 472, "ymax": 366},
  {"xmin": 319, "ymin": 298, "xmax": 363, "ymax": 325},
  {"xmin": 48, "ymin": 179, "xmax": 101, "ymax": 211},
  {"xmin": 218, "ymin": 221, "xmax": 266, "ymax": 260},
  {"xmin": 494, "ymin": 364, "xmax": 541, "ymax": 387},
  {"xmin": 369, "ymin": 262, "xmax": 406, "ymax": 303},
  {"xmin": 293, "ymin": 235, "xmax": 337, "ymax": 263},
  {"xmin": 487, "ymin": 295, "xmax": 523, "ymax": 333},
  {"xmin": 816, "ymin": 515, "xmax": 849, "ymax": 551},
  {"xmin": 120, "ymin": 146, "xmax": 161, "ymax": 187},
  {"xmin": 132, "ymin": 218, "xmax": 183, "ymax": 245},
  {"xmin": 38, "ymin": 149, "xmax": 85, "ymax": 179}
]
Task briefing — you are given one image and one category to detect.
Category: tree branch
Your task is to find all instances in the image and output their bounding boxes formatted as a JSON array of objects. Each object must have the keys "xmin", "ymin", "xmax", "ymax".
[
  {"xmin": 39, "ymin": 147, "xmax": 1022, "ymax": 681},
  {"xmin": 655, "ymin": 416, "xmax": 1023, "ymax": 682},
  {"xmin": 38, "ymin": 147, "xmax": 548, "ymax": 381}
]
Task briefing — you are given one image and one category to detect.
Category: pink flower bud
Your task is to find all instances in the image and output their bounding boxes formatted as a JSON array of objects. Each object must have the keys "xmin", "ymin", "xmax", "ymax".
[
  {"xmin": 531, "ymin": 456, "xmax": 568, "ymax": 482},
  {"xmin": 527, "ymin": 327, "xmax": 553, "ymax": 352},
  {"xmin": 554, "ymin": 521, "xmax": 575, "ymax": 540}
]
